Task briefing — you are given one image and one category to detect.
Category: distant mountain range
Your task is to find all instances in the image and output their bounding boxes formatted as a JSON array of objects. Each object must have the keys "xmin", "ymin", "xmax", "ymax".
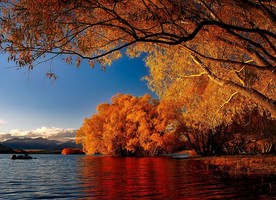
[{"xmin": 0, "ymin": 137, "xmax": 82, "ymax": 151}]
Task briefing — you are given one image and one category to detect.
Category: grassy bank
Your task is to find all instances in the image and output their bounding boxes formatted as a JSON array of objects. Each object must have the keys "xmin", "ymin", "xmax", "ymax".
[{"xmin": 195, "ymin": 155, "xmax": 276, "ymax": 176}]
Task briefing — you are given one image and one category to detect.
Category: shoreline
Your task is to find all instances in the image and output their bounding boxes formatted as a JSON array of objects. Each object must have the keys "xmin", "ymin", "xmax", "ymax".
[
  {"xmin": 192, "ymin": 155, "xmax": 276, "ymax": 177},
  {"xmin": 2, "ymin": 149, "xmax": 276, "ymax": 177},
  {"xmin": 168, "ymin": 150, "xmax": 276, "ymax": 177}
]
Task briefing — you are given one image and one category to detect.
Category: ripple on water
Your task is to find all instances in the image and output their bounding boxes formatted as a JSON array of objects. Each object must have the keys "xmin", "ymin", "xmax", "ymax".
[{"xmin": 0, "ymin": 154, "xmax": 275, "ymax": 199}]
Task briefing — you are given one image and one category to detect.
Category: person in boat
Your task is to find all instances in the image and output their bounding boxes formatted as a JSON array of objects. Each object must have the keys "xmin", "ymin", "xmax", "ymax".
[
  {"xmin": 11, "ymin": 153, "xmax": 33, "ymax": 159},
  {"xmin": 23, "ymin": 153, "xmax": 32, "ymax": 159}
]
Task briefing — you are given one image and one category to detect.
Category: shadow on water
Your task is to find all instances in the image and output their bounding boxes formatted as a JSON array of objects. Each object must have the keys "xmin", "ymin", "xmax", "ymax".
[{"xmin": 79, "ymin": 156, "xmax": 276, "ymax": 199}]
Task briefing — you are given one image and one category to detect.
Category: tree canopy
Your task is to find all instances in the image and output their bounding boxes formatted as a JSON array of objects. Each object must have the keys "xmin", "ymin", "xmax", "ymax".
[
  {"xmin": 76, "ymin": 94, "xmax": 184, "ymax": 156},
  {"xmin": 0, "ymin": 0, "xmax": 275, "ymax": 115}
]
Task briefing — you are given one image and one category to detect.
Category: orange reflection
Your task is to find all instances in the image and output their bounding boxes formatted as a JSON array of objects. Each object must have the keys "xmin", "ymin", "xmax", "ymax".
[{"xmin": 79, "ymin": 156, "xmax": 238, "ymax": 199}]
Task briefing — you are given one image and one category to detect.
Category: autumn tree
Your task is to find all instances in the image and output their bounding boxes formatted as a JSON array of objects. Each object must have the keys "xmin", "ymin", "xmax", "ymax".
[
  {"xmin": 76, "ymin": 94, "xmax": 184, "ymax": 156},
  {"xmin": 0, "ymin": 0, "xmax": 275, "ymax": 116},
  {"xmin": 154, "ymin": 73, "xmax": 275, "ymax": 156},
  {"xmin": 160, "ymin": 77, "xmax": 238, "ymax": 156},
  {"xmin": 223, "ymin": 104, "xmax": 276, "ymax": 154}
]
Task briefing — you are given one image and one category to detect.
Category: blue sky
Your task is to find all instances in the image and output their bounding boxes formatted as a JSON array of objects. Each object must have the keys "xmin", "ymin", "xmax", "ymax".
[{"xmin": 0, "ymin": 53, "xmax": 157, "ymax": 141}]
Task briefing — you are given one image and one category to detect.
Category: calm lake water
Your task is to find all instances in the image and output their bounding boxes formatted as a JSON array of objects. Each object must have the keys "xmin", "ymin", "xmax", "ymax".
[{"xmin": 0, "ymin": 154, "xmax": 275, "ymax": 199}]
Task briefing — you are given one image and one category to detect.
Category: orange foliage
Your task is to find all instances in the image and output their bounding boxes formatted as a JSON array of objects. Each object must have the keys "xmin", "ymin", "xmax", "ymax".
[
  {"xmin": 61, "ymin": 148, "xmax": 85, "ymax": 155},
  {"xmin": 76, "ymin": 94, "xmax": 184, "ymax": 156},
  {"xmin": 0, "ymin": 0, "xmax": 275, "ymax": 116}
]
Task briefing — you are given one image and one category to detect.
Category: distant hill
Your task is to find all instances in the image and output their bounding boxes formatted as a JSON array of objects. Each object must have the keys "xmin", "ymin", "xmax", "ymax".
[
  {"xmin": 57, "ymin": 141, "xmax": 82, "ymax": 150},
  {"xmin": 0, "ymin": 144, "xmax": 15, "ymax": 153},
  {"xmin": 1, "ymin": 137, "xmax": 82, "ymax": 150}
]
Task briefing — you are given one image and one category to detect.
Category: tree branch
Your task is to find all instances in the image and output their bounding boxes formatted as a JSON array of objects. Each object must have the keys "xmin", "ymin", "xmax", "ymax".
[{"xmin": 191, "ymin": 54, "xmax": 276, "ymax": 117}]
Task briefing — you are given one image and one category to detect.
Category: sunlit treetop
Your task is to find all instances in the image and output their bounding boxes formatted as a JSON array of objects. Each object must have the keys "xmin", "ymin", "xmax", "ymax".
[{"xmin": 76, "ymin": 93, "xmax": 184, "ymax": 156}]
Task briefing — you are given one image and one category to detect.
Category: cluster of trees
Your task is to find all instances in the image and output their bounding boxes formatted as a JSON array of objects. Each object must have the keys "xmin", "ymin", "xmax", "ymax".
[
  {"xmin": 76, "ymin": 94, "xmax": 184, "ymax": 156},
  {"xmin": 224, "ymin": 105, "xmax": 276, "ymax": 155},
  {"xmin": 77, "ymin": 93, "xmax": 275, "ymax": 156},
  {"xmin": 0, "ymin": 1, "xmax": 275, "ymax": 156},
  {"xmin": 182, "ymin": 103, "xmax": 276, "ymax": 156}
]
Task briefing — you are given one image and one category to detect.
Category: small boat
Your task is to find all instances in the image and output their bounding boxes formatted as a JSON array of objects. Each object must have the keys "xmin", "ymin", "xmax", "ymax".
[
  {"xmin": 170, "ymin": 154, "xmax": 189, "ymax": 159},
  {"xmin": 11, "ymin": 154, "xmax": 35, "ymax": 160}
]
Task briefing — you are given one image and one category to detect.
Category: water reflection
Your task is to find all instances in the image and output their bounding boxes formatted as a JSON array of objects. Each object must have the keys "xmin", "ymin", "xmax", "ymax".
[
  {"xmin": 0, "ymin": 155, "xmax": 274, "ymax": 199},
  {"xmin": 79, "ymin": 156, "xmax": 241, "ymax": 199}
]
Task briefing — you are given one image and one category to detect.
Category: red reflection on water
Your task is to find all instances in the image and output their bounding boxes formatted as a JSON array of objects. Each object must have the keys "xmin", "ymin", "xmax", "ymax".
[{"xmin": 79, "ymin": 156, "xmax": 236, "ymax": 199}]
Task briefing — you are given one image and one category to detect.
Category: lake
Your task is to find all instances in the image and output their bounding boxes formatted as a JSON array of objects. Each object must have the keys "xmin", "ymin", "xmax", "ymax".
[{"xmin": 0, "ymin": 154, "xmax": 275, "ymax": 199}]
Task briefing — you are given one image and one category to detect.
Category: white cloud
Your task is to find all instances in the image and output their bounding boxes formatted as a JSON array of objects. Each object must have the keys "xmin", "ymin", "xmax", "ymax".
[
  {"xmin": 0, "ymin": 127, "xmax": 77, "ymax": 142},
  {"xmin": 0, "ymin": 119, "xmax": 6, "ymax": 125}
]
